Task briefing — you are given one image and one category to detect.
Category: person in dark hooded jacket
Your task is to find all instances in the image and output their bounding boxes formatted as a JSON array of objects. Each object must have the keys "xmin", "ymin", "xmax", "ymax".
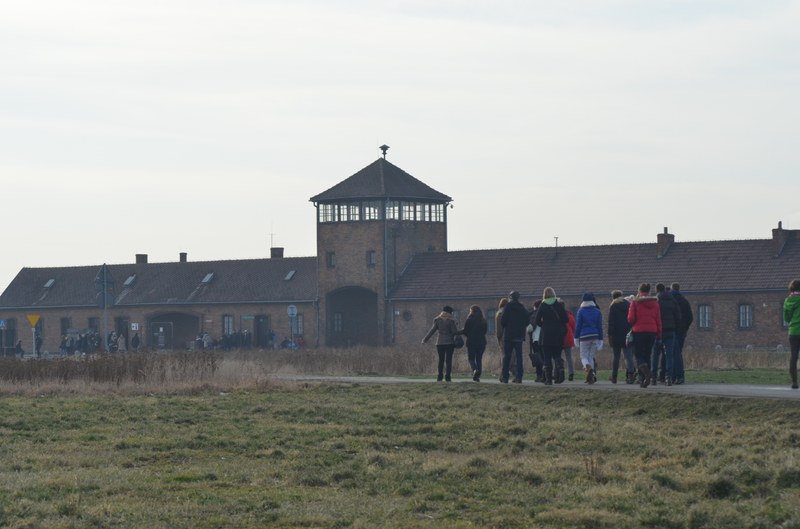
[
  {"xmin": 532, "ymin": 287, "xmax": 568, "ymax": 385},
  {"xmin": 500, "ymin": 291, "xmax": 530, "ymax": 383},
  {"xmin": 607, "ymin": 290, "xmax": 635, "ymax": 384},
  {"xmin": 653, "ymin": 283, "xmax": 681, "ymax": 385}
]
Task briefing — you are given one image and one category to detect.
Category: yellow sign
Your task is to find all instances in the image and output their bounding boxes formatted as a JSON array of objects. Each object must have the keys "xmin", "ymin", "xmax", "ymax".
[{"xmin": 26, "ymin": 314, "xmax": 40, "ymax": 327}]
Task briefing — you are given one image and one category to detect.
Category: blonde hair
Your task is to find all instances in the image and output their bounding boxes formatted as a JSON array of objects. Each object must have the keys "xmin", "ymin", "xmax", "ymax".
[
  {"xmin": 498, "ymin": 297, "xmax": 509, "ymax": 309},
  {"xmin": 543, "ymin": 287, "xmax": 556, "ymax": 299}
]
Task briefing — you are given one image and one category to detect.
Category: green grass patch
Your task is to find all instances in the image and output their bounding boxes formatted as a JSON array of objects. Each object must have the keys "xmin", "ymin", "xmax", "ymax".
[{"xmin": 1, "ymin": 384, "xmax": 800, "ymax": 528}]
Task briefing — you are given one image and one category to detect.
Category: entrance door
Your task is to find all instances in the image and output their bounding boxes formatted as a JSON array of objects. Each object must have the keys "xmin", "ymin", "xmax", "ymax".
[{"xmin": 327, "ymin": 287, "xmax": 379, "ymax": 346}]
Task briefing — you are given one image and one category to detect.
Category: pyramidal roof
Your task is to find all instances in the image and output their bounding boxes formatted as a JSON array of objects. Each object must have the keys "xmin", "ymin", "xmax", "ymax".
[{"xmin": 310, "ymin": 158, "xmax": 452, "ymax": 203}]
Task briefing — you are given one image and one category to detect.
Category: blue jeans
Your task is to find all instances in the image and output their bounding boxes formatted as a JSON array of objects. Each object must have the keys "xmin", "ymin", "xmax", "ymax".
[
  {"xmin": 502, "ymin": 340, "xmax": 524, "ymax": 381},
  {"xmin": 612, "ymin": 345, "xmax": 635, "ymax": 377},
  {"xmin": 651, "ymin": 332, "xmax": 676, "ymax": 381},
  {"xmin": 674, "ymin": 332, "xmax": 687, "ymax": 380}
]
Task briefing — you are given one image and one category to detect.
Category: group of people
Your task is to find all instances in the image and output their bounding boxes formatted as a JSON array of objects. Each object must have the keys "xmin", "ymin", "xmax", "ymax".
[{"xmin": 423, "ymin": 282, "xmax": 697, "ymax": 388}]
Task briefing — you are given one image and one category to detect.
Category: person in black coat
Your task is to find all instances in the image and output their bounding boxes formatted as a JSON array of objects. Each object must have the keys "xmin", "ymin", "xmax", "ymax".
[
  {"xmin": 607, "ymin": 290, "xmax": 635, "ymax": 384},
  {"xmin": 461, "ymin": 305, "xmax": 488, "ymax": 382},
  {"xmin": 532, "ymin": 287, "xmax": 568, "ymax": 385},
  {"xmin": 500, "ymin": 291, "xmax": 530, "ymax": 383},
  {"xmin": 670, "ymin": 283, "xmax": 693, "ymax": 384},
  {"xmin": 654, "ymin": 283, "xmax": 681, "ymax": 385}
]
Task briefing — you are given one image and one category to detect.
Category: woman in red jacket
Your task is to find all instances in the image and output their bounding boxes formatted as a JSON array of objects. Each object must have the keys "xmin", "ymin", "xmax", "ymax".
[{"xmin": 627, "ymin": 283, "xmax": 662, "ymax": 388}]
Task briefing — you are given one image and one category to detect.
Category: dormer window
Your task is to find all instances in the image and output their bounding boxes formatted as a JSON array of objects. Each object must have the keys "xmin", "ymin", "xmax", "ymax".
[
  {"xmin": 43, "ymin": 279, "xmax": 55, "ymax": 289},
  {"xmin": 202, "ymin": 273, "xmax": 215, "ymax": 284}
]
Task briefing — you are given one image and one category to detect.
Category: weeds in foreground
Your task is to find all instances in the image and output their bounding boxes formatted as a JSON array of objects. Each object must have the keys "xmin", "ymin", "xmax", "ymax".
[{"xmin": 1, "ymin": 385, "xmax": 799, "ymax": 528}]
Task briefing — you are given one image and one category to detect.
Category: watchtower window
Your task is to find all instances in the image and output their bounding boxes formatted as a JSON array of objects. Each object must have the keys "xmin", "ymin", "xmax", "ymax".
[
  {"xmin": 401, "ymin": 202, "xmax": 414, "ymax": 220},
  {"xmin": 386, "ymin": 201, "xmax": 400, "ymax": 220},
  {"xmin": 364, "ymin": 201, "xmax": 382, "ymax": 220}
]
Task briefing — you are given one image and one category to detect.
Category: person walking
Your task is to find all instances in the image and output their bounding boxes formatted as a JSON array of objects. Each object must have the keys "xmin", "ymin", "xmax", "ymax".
[
  {"xmin": 783, "ymin": 279, "xmax": 800, "ymax": 389},
  {"xmin": 461, "ymin": 305, "xmax": 488, "ymax": 382},
  {"xmin": 563, "ymin": 308, "xmax": 576, "ymax": 381},
  {"xmin": 607, "ymin": 290, "xmax": 635, "ymax": 384},
  {"xmin": 575, "ymin": 292, "xmax": 603, "ymax": 384},
  {"xmin": 496, "ymin": 297, "xmax": 518, "ymax": 376},
  {"xmin": 654, "ymin": 283, "xmax": 681, "ymax": 385},
  {"xmin": 532, "ymin": 287, "xmax": 568, "ymax": 385},
  {"xmin": 422, "ymin": 305, "xmax": 459, "ymax": 382},
  {"xmin": 671, "ymin": 283, "xmax": 693, "ymax": 385},
  {"xmin": 500, "ymin": 291, "xmax": 530, "ymax": 383},
  {"xmin": 527, "ymin": 300, "xmax": 545, "ymax": 382},
  {"xmin": 628, "ymin": 283, "xmax": 662, "ymax": 388}
]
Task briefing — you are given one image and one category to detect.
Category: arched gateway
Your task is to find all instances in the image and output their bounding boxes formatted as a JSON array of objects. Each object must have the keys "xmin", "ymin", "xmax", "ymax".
[{"xmin": 326, "ymin": 287, "xmax": 379, "ymax": 346}]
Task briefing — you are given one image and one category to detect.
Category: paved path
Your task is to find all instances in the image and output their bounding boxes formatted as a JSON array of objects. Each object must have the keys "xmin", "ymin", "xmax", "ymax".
[{"xmin": 270, "ymin": 374, "xmax": 800, "ymax": 401}]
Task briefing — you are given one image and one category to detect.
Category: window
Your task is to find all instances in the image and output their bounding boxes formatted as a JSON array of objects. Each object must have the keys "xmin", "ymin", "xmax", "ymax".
[
  {"xmin": 385, "ymin": 201, "xmax": 399, "ymax": 220},
  {"xmin": 319, "ymin": 203, "xmax": 335, "ymax": 222},
  {"xmin": 366, "ymin": 250, "xmax": 376, "ymax": 267},
  {"xmin": 402, "ymin": 202, "xmax": 415, "ymax": 220},
  {"xmin": 222, "ymin": 315, "xmax": 235, "ymax": 335},
  {"xmin": 432, "ymin": 203, "xmax": 445, "ymax": 222},
  {"xmin": 738, "ymin": 304, "xmax": 753, "ymax": 329},
  {"xmin": 327, "ymin": 251, "xmax": 336, "ymax": 268},
  {"xmin": 2, "ymin": 318, "xmax": 17, "ymax": 351},
  {"xmin": 333, "ymin": 312, "xmax": 343, "ymax": 333},
  {"xmin": 364, "ymin": 201, "xmax": 382, "ymax": 220},
  {"xmin": 88, "ymin": 317, "xmax": 100, "ymax": 333},
  {"xmin": 291, "ymin": 314, "xmax": 304, "ymax": 336},
  {"xmin": 698, "ymin": 305, "xmax": 712, "ymax": 330},
  {"xmin": 60, "ymin": 317, "xmax": 71, "ymax": 336},
  {"xmin": 347, "ymin": 204, "xmax": 360, "ymax": 221},
  {"xmin": 486, "ymin": 309, "xmax": 497, "ymax": 335}
]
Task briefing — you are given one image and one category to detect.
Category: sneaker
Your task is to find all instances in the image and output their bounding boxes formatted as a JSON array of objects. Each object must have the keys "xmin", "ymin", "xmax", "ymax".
[
  {"xmin": 473, "ymin": 371, "xmax": 480, "ymax": 382},
  {"xmin": 445, "ymin": 375, "xmax": 452, "ymax": 382},
  {"xmin": 437, "ymin": 374, "xmax": 443, "ymax": 382},
  {"xmin": 499, "ymin": 377, "xmax": 509, "ymax": 384},
  {"xmin": 651, "ymin": 378, "xmax": 657, "ymax": 386},
  {"xmin": 610, "ymin": 375, "xmax": 617, "ymax": 384},
  {"xmin": 793, "ymin": 384, "xmax": 798, "ymax": 389},
  {"xmin": 568, "ymin": 373, "xmax": 574, "ymax": 381},
  {"xmin": 511, "ymin": 378, "xmax": 522, "ymax": 384}
]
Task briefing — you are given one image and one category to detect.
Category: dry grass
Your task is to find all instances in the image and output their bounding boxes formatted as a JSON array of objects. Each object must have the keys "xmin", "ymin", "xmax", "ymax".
[{"xmin": 0, "ymin": 344, "xmax": 792, "ymax": 396}]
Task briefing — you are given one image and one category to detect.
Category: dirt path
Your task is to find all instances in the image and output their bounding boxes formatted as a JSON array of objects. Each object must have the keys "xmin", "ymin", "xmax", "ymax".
[{"xmin": 270, "ymin": 374, "xmax": 800, "ymax": 401}]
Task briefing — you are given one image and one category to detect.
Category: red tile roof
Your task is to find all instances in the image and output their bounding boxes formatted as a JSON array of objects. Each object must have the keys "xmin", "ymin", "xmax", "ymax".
[
  {"xmin": 0, "ymin": 257, "xmax": 317, "ymax": 309},
  {"xmin": 389, "ymin": 238, "xmax": 799, "ymax": 300}
]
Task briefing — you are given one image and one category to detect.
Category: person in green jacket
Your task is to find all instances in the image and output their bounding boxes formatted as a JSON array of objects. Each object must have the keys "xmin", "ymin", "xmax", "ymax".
[{"xmin": 783, "ymin": 279, "xmax": 800, "ymax": 390}]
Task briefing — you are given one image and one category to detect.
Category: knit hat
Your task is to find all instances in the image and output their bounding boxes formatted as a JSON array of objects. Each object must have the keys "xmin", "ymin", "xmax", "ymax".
[
  {"xmin": 581, "ymin": 292, "xmax": 594, "ymax": 302},
  {"xmin": 442, "ymin": 305, "xmax": 454, "ymax": 314},
  {"xmin": 509, "ymin": 291, "xmax": 520, "ymax": 301}
]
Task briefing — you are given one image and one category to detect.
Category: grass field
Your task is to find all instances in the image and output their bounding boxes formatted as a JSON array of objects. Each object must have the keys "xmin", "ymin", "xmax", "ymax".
[{"xmin": 2, "ymin": 382, "xmax": 800, "ymax": 529}]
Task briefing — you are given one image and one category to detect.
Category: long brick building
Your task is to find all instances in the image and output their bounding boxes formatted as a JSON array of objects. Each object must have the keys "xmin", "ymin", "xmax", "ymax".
[{"xmin": 1, "ymin": 150, "xmax": 798, "ymax": 354}]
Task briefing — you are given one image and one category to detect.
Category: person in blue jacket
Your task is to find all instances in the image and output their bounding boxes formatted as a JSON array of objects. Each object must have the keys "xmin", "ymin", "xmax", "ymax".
[{"xmin": 575, "ymin": 292, "xmax": 603, "ymax": 384}]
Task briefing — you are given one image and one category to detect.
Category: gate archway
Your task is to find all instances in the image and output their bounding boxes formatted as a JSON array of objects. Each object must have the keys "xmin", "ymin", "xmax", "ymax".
[{"xmin": 326, "ymin": 287, "xmax": 378, "ymax": 347}]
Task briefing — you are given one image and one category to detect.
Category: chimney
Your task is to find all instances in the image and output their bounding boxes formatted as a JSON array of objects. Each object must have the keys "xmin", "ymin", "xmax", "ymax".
[
  {"xmin": 772, "ymin": 221, "xmax": 794, "ymax": 257},
  {"xmin": 135, "ymin": 253, "xmax": 148, "ymax": 264},
  {"xmin": 179, "ymin": 252, "xmax": 187, "ymax": 263},
  {"xmin": 270, "ymin": 247, "xmax": 285, "ymax": 259},
  {"xmin": 657, "ymin": 227, "xmax": 674, "ymax": 259}
]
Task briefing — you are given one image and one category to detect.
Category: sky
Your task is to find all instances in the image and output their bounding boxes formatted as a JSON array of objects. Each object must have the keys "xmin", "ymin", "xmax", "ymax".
[{"xmin": 2, "ymin": 0, "xmax": 799, "ymax": 292}]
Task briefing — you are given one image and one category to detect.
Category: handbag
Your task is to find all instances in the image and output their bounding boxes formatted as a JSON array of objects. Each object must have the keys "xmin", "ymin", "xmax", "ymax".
[{"xmin": 453, "ymin": 334, "xmax": 465, "ymax": 349}]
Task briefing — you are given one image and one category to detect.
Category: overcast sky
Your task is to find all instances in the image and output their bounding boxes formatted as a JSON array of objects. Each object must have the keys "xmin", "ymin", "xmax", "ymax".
[{"xmin": 2, "ymin": 0, "xmax": 799, "ymax": 292}]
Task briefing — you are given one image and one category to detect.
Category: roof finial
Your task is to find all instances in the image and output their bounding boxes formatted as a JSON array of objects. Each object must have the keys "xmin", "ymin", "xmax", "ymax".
[{"xmin": 379, "ymin": 144, "xmax": 389, "ymax": 159}]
